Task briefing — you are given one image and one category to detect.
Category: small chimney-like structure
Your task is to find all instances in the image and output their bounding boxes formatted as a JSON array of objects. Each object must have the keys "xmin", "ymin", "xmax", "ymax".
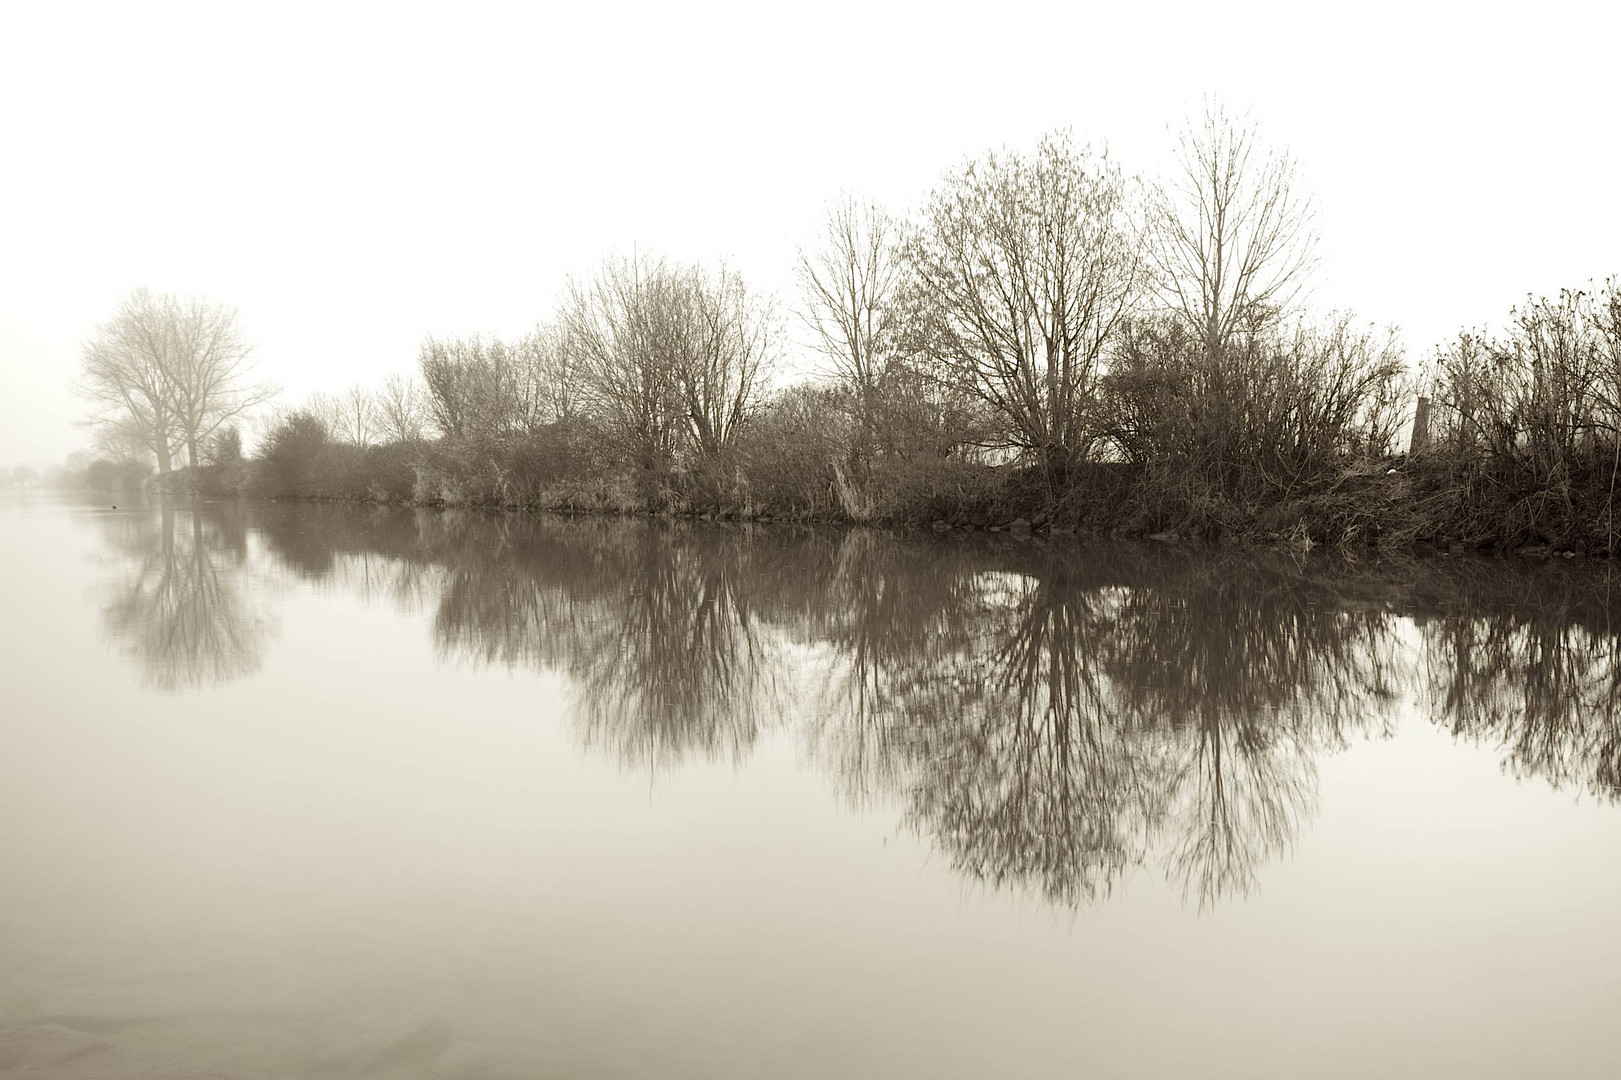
[{"xmin": 1409, "ymin": 396, "xmax": 1432, "ymax": 454}]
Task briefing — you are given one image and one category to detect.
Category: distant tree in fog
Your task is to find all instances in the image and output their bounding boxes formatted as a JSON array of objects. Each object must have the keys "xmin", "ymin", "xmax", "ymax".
[
  {"xmin": 1149, "ymin": 98, "xmax": 1318, "ymax": 362},
  {"xmin": 92, "ymin": 412, "xmax": 162, "ymax": 467},
  {"xmin": 161, "ymin": 293, "xmax": 274, "ymax": 468},
  {"xmin": 77, "ymin": 289, "xmax": 273, "ymax": 472},
  {"xmin": 79, "ymin": 290, "xmax": 183, "ymax": 472}
]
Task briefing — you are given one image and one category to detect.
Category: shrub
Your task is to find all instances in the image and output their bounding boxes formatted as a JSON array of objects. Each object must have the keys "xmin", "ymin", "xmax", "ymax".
[
  {"xmin": 1100, "ymin": 314, "xmax": 1408, "ymax": 537},
  {"xmin": 1427, "ymin": 282, "xmax": 1621, "ymax": 549}
]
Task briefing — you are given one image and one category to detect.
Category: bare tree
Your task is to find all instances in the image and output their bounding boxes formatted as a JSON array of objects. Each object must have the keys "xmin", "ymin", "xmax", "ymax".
[
  {"xmin": 337, "ymin": 384, "xmax": 378, "ymax": 446},
  {"xmin": 677, "ymin": 264, "xmax": 775, "ymax": 457},
  {"xmin": 898, "ymin": 130, "xmax": 1141, "ymax": 473},
  {"xmin": 302, "ymin": 391, "xmax": 345, "ymax": 436},
  {"xmin": 78, "ymin": 290, "xmax": 182, "ymax": 472},
  {"xmin": 417, "ymin": 336, "xmax": 476, "ymax": 438},
  {"xmin": 508, "ymin": 329, "xmax": 550, "ymax": 435},
  {"xmin": 93, "ymin": 419, "xmax": 158, "ymax": 466},
  {"xmin": 796, "ymin": 196, "xmax": 900, "ymax": 460},
  {"xmin": 1150, "ymin": 98, "xmax": 1318, "ymax": 362},
  {"xmin": 519, "ymin": 320, "xmax": 581, "ymax": 427},
  {"xmin": 161, "ymin": 293, "xmax": 273, "ymax": 468},
  {"xmin": 505, "ymin": 323, "xmax": 583, "ymax": 434},
  {"xmin": 563, "ymin": 255, "xmax": 774, "ymax": 469},
  {"xmin": 561, "ymin": 254, "xmax": 685, "ymax": 473},
  {"xmin": 417, "ymin": 333, "xmax": 543, "ymax": 439},
  {"xmin": 77, "ymin": 289, "xmax": 271, "ymax": 472},
  {"xmin": 376, "ymin": 373, "xmax": 425, "ymax": 443}
]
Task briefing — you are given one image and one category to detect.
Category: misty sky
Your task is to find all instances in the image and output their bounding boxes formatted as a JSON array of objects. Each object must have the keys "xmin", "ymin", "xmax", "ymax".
[{"xmin": 3, "ymin": 1, "xmax": 1619, "ymax": 465}]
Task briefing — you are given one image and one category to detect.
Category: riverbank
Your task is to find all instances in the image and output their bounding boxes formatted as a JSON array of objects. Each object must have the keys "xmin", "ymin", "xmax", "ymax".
[{"xmin": 118, "ymin": 446, "xmax": 1615, "ymax": 559}]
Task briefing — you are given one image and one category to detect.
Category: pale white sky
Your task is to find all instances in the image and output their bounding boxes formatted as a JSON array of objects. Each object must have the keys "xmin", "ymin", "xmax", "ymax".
[{"xmin": 3, "ymin": 0, "xmax": 1619, "ymax": 465}]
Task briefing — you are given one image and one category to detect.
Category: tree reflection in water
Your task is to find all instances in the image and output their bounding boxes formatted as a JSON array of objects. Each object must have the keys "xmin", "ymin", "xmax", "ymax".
[
  {"xmin": 115, "ymin": 502, "xmax": 1621, "ymax": 908},
  {"xmin": 252, "ymin": 509, "xmax": 785, "ymax": 770},
  {"xmin": 97, "ymin": 499, "xmax": 268, "ymax": 691},
  {"xmin": 805, "ymin": 541, "xmax": 1407, "ymax": 908},
  {"xmin": 1418, "ymin": 561, "xmax": 1621, "ymax": 802},
  {"xmin": 564, "ymin": 527, "xmax": 781, "ymax": 769}
]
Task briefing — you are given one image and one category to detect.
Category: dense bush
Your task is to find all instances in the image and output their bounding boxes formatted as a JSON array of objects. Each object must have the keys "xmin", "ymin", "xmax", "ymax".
[
  {"xmin": 1097, "ymin": 315, "xmax": 1409, "ymax": 540},
  {"xmin": 1424, "ymin": 282, "xmax": 1621, "ymax": 550}
]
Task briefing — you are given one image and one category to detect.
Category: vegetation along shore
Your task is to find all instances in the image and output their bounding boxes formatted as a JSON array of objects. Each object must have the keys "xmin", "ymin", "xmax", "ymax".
[{"xmin": 46, "ymin": 102, "xmax": 1621, "ymax": 556}]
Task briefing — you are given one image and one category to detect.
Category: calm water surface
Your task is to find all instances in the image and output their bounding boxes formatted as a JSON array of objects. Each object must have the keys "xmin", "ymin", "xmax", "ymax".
[{"xmin": 2, "ymin": 490, "xmax": 1619, "ymax": 1078}]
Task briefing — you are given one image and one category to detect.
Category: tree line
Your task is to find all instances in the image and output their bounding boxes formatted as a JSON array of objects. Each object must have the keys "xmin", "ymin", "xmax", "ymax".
[{"xmin": 67, "ymin": 100, "xmax": 1621, "ymax": 551}]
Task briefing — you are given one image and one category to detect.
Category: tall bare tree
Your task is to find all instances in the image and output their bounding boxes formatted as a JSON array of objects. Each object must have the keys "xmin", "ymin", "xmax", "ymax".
[
  {"xmin": 563, "ymin": 255, "xmax": 772, "ymax": 469},
  {"xmin": 77, "ymin": 289, "xmax": 270, "ymax": 473},
  {"xmin": 561, "ymin": 254, "xmax": 684, "ymax": 472},
  {"xmin": 79, "ymin": 290, "xmax": 182, "ymax": 472},
  {"xmin": 1150, "ymin": 98, "xmax": 1318, "ymax": 362},
  {"xmin": 162, "ymin": 294, "xmax": 271, "ymax": 468},
  {"xmin": 796, "ymin": 196, "xmax": 899, "ymax": 460},
  {"xmin": 899, "ymin": 130, "xmax": 1141, "ymax": 473},
  {"xmin": 677, "ymin": 264, "xmax": 774, "ymax": 458}
]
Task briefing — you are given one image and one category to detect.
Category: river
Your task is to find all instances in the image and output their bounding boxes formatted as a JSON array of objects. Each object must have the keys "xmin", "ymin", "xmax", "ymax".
[{"xmin": 2, "ymin": 490, "xmax": 1618, "ymax": 1078}]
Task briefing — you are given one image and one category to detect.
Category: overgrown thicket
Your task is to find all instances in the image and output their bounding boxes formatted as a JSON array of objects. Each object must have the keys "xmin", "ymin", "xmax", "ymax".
[
  {"xmin": 97, "ymin": 101, "xmax": 1610, "ymax": 551},
  {"xmin": 1102, "ymin": 315, "xmax": 1410, "ymax": 540},
  {"xmin": 1419, "ymin": 283, "xmax": 1621, "ymax": 551}
]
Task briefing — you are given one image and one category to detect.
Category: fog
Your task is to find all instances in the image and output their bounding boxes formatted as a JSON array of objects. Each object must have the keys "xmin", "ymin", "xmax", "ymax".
[{"xmin": 3, "ymin": 1, "xmax": 1620, "ymax": 466}]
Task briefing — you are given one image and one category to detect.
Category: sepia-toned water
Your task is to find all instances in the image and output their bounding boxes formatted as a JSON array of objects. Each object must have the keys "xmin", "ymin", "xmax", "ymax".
[{"xmin": 3, "ymin": 490, "xmax": 1620, "ymax": 1079}]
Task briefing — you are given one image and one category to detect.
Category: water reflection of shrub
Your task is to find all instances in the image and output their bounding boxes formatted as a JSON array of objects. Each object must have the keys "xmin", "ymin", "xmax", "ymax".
[
  {"xmin": 300, "ymin": 512, "xmax": 789, "ymax": 770},
  {"xmin": 1421, "ymin": 571, "xmax": 1621, "ymax": 801}
]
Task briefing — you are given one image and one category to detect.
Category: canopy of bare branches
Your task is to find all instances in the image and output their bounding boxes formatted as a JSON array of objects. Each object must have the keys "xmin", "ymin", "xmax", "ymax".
[
  {"xmin": 77, "ymin": 289, "xmax": 271, "ymax": 472},
  {"xmin": 1149, "ymin": 98, "xmax": 1318, "ymax": 359},
  {"xmin": 560, "ymin": 255, "xmax": 776, "ymax": 471},
  {"xmin": 895, "ymin": 131, "xmax": 1141, "ymax": 471}
]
